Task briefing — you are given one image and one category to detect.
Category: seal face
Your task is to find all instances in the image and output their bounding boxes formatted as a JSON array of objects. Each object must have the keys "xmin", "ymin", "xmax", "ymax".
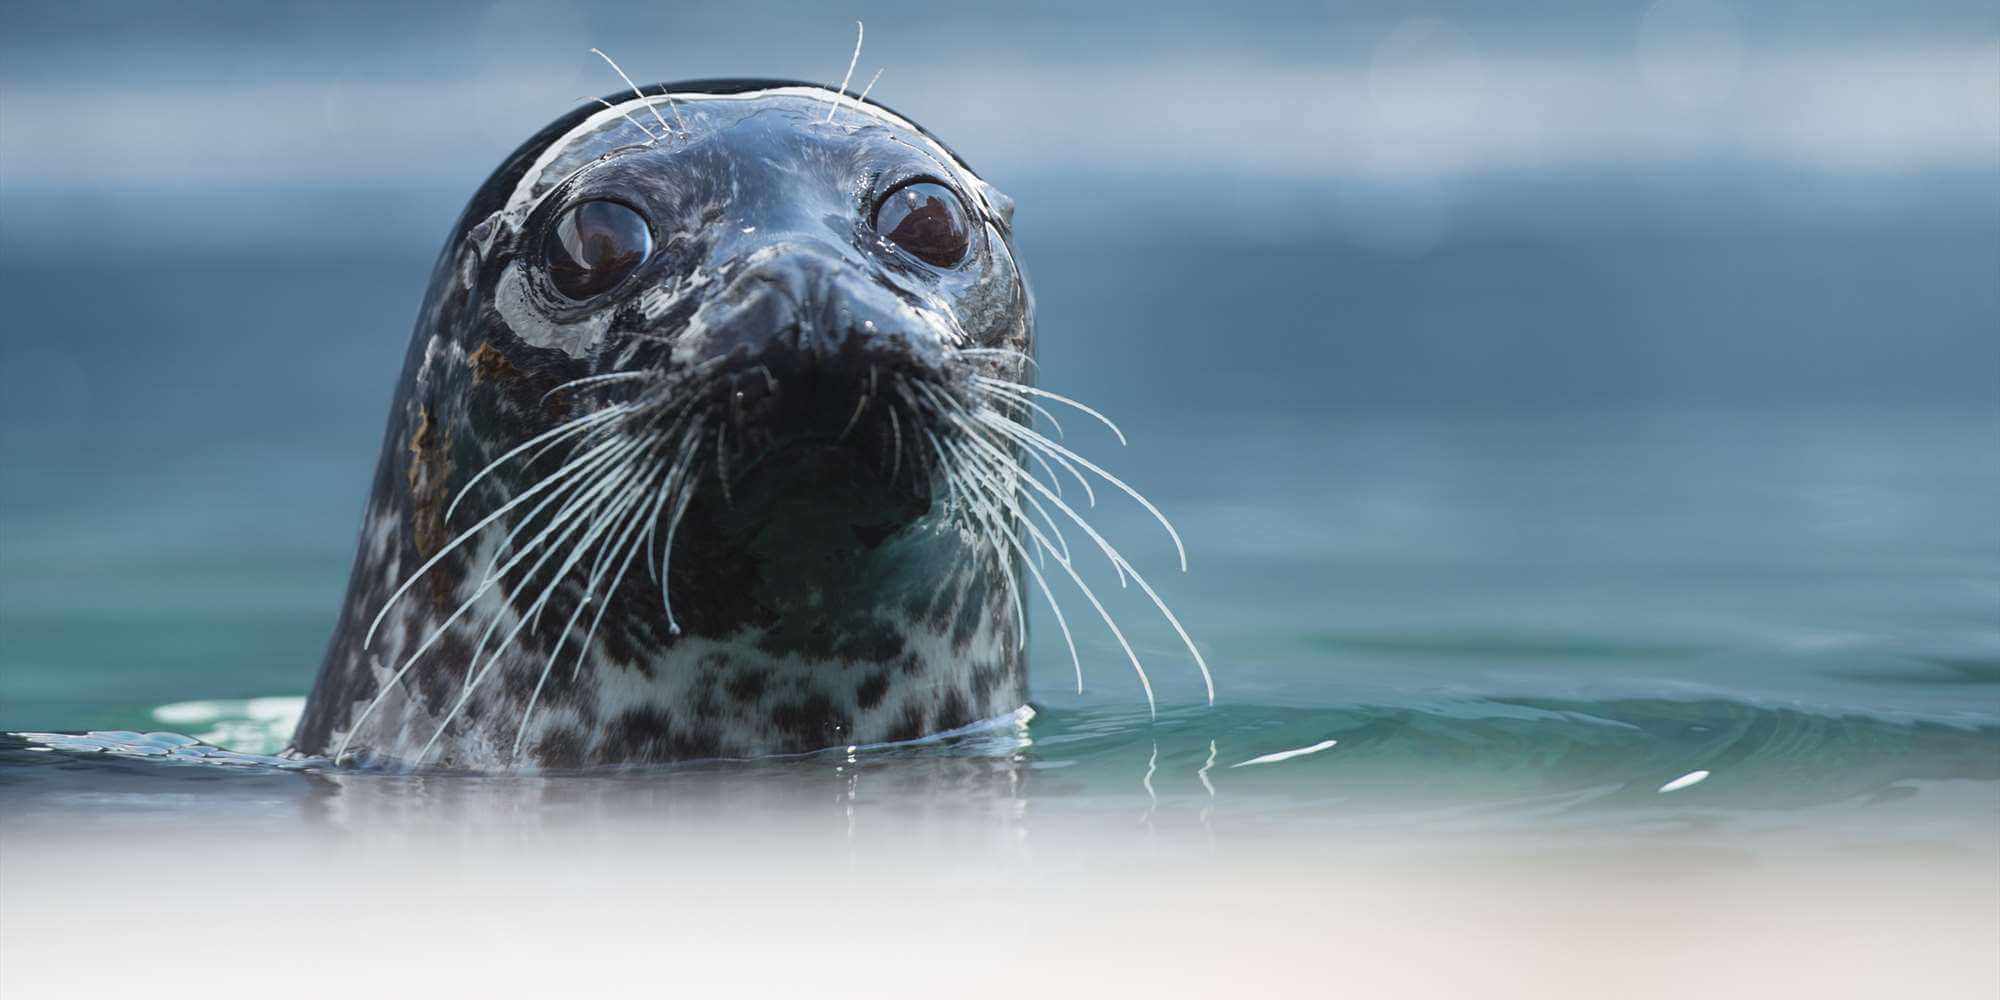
[{"xmin": 292, "ymin": 82, "xmax": 1037, "ymax": 769}]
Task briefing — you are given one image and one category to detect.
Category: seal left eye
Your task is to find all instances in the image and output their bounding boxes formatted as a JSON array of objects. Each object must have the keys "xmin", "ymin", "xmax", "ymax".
[
  {"xmin": 873, "ymin": 181, "xmax": 971, "ymax": 267},
  {"xmin": 544, "ymin": 200, "xmax": 652, "ymax": 299}
]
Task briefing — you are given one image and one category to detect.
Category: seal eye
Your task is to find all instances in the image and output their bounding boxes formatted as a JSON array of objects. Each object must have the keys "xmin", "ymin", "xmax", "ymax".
[
  {"xmin": 544, "ymin": 200, "xmax": 652, "ymax": 299},
  {"xmin": 873, "ymin": 181, "xmax": 970, "ymax": 268}
]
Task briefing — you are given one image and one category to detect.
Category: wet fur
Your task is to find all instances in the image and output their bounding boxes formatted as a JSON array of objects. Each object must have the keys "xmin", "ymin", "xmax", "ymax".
[{"xmin": 293, "ymin": 85, "xmax": 1032, "ymax": 769}]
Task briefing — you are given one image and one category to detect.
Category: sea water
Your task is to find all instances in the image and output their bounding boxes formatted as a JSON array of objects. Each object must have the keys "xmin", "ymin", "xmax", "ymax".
[{"xmin": 4, "ymin": 172, "xmax": 1997, "ymax": 999}]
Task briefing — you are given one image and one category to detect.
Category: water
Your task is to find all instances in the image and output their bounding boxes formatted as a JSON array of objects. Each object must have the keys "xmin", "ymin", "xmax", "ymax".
[
  {"xmin": 5, "ymin": 4, "xmax": 2000, "ymax": 993},
  {"xmin": 5, "ymin": 333, "xmax": 1996, "ymax": 831},
  {"xmin": 4, "ymin": 189, "xmax": 1998, "ymax": 813},
  {"xmin": 4, "ymin": 197, "xmax": 1997, "ymax": 996}
]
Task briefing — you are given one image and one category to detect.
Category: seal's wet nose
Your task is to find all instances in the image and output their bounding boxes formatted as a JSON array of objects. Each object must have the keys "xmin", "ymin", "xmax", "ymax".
[{"xmin": 689, "ymin": 246, "xmax": 948, "ymax": 444}]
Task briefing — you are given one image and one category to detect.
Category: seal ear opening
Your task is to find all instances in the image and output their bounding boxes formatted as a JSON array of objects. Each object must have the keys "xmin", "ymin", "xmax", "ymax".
[{"xmin": 980, "ymin": 184, "xmax": 1016, "ymax": 232}]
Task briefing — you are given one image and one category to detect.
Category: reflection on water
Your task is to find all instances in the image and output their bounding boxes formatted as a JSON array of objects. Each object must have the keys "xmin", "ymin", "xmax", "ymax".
[{"xmin": 7, "ymin": 694, "xmax": 1994, "ymax": 849}]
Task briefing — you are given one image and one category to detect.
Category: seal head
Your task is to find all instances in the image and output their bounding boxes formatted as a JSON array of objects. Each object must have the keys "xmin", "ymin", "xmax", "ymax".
[{"xmin": 293, "ymin": 82, "xmax": 1034, "ymax": 768}]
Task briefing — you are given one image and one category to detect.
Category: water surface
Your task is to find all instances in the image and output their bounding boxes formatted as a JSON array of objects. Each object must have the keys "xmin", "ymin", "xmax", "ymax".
[{"xmin": 2, "ymin": 5, "xmax": 1997, "ymax": 987}]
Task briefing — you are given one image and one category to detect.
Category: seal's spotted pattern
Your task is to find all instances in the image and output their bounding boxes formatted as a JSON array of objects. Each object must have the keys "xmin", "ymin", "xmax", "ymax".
[
  {"xmin": 292, "ymin": 78, "xmax": 1206, "ymax": 771},
  {"xmin": 291, "ymin": 82, "xmax": 1032, "ymax": 769}
]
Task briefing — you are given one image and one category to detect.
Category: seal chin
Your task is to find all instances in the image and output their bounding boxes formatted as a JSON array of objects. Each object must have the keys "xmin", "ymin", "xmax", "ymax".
[{"xmin": 715, "ymin": 438, "xmax": 933, "ymax": 546}]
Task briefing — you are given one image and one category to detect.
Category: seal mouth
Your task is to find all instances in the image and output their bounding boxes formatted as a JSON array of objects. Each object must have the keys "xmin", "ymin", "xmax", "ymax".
[{"xmin": 690, "ymin": 352, "xmax": 968, "ymax": 529}]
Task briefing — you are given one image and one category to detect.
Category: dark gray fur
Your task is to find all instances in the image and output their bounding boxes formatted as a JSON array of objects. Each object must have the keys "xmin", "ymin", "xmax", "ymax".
[{"xmin": 291, "ymin": 83, "xmax": 1034, "ymax": 769}]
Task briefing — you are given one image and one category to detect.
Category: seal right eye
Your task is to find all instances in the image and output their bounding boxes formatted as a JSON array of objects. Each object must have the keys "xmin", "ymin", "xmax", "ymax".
[{"xmin": 544, "ymin": 200, "xmax": 652, "ymax": 299}]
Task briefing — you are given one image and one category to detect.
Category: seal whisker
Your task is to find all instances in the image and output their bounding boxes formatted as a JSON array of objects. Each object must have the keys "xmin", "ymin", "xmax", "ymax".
[
  {"xmin": 454, "ymin": 447, "xmax": 653, "ymax": 693},
  {"xmin": 937, "ymin": 432, "xmax": 1041, "ymax": 654},
  {"xmin": 920, "ymin": 417, "xmax": 1026, "ymax": 650},
  {"xmin": 655, "ymin": 467, "xmax": 700, "ymax": 637},
  {"xmin": 590, "ymin": 48, "xmax": 676, "ymax": 139},
  {"xmin": 654, "ymin": 418, "xmax": 707, "ymax": 636},
  {"xmin": 478, "ymin": 434, "xmax": 649, "ymax": 579},
  {"xmin": 838, "ymin": 385, "xmax": 870, "ymax": 441},
  {"xmin": 461, "ymin": 450, "xmax": 660, "ymax": 697},
  {"xmin": 592, "ymin": 438, "xmax": 688, "ymax": 648},
  {"xmin": 972, "ymin": 376, "xmax": 1127, "ymax": 446},
  {"xmin": 915, "ymin": 419, "xmax": 971, "ymax": 531},
  {"xmin": 363, "ymin": 429, "xmax": 634, "ymax": 651},
  {"xmin": 898, "ymin": 384, "xmax": 970, "ymax": 533},
  {"xmin": 1027, "ymin": 518, "xmax": 1150, "ymax": 708},
  {"xmin": 454, "ymin": 440, "xmax": 640, "ymax": 633},
  {"xmin": 953, "ymin": 384, "xmax": 1090, "ymax": 502},
  {"xmin": 578, "ymin": 95, "xmax": 662, "ymax": 144},
  {"xmin": 886, "ymin": 401, "xmax": 905, "ymax": 486},
  {"xmin": 841, "ymin": 67, "xmax": 884, "ymax": 131},
  {"xmin": 445, "ymin": 403, "xmax": 632, "ymax": 524},
  {"xmin": 948, "ymin": 408, "xmax": 1071, "ymax": 563},
  {"xmin": 435, "ymin": 394, "xmax": 704, "ymax": 763},
  {"xmin": 653, "ymin": 83, "xmax": 691, "ymax": 137},
  {"xmin": 971, "ymin": 381, "xmax": 1066, "ymax": 439},
  {"xmin": 576, "ymin": 444, "xmax": 668, "ymax": 591},
  {"xmin": 568, "ymin": 486, "xmax": 669, "ymax": 689},
  {"xmin": 965, "ymin": 444, "xmax": 1155, "ymax": 710},
  {"xmin": 955, "ymin": 347, "xmax": 1039, "ymax": 372},
  {"xmin": 955, "ymin": 433, "xmax": 1155, "ymax": 709},
  {"xmin": 1016, "ymin": 477, "xmax": 1075, "ymax": 565},
  {"xmin": 909, "ymin": 381, "xmax": 1038, "ymax": 655},
  {"xmin": 520, "ymin": 410, "xmax": 629, "ymax": 475},
  {"xmin": 823, "ymin": 21, "xmax": 864, "ymax": 126},
  {"xmin": 712, "ymin": 420, "xmax": 733, "ymax": 511},
  {"xmin": 855, "ymin": 66, "xmax": 885, "ymax": 105},
  {"xmin": 420, "ymin": 458, "xmax": 662, "ymax": 764},
  {"xmin": 541, "ymin": 370, "xmax": 650, "ymax": 403},
  {"xmin": 336, "ymin": 433, "xmax": 645, "ymax": 760},
  {"xmin": 955, "ymin": 417, "xmax": 1213, "ymax": 706},
  {"xmin": 1004, "ymin": 419, "xmax": 1096, "ymax": 506},
  {"xmin": 1009, "ymin": 433, "xmax": 1067, "ymax": 501},
  {"xmin": 577, "ymin": 440, "xmax": 687, "ymax": 682},
  {"xmin": 977, "ymin": 411, "xmax": 1183, "ymax": 570},
  {"xmin": 515, "ymin": 454, "xmax": 673, "ymax": 760},
  {"xmin": 899, "ymin": 384, "xmax": 968, "ymax": 507},
  {"xmin": 590, "ymin": 403, "xmax": 696, "ymax": 591},
  {"xmin": 985, "ymin": 488, "xmax": 1082, "ymax": 692}
]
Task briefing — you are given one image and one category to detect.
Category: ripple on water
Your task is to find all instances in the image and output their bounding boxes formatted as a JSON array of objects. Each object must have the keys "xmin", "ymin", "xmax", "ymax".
[{"xmin": 2, "ymin": 696, "xmax": 1994, "ymax": 847}]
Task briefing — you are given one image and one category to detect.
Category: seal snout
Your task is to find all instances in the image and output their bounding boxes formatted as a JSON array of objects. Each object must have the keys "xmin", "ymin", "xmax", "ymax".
[{"xmin": 679, "ymin": 246, "xmax": 955, "ymax": 483}]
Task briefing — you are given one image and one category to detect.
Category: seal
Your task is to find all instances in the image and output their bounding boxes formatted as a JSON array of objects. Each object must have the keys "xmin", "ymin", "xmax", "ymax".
[{"xmin": 291, "ymin": 77, "xmax": 1206, "ymax": 770}]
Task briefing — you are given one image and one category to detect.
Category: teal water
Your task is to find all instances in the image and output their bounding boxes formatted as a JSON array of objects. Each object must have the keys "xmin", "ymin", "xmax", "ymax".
[
  {"xmin": 3, "ymin": 164, "xmax": 1998, "ymax": 845},
  {"xmin": 4, "ymin": 378, "xmax": 1997, "ymax": 840},
  {"xmin": 7, "ymin": 9, "xmax": 1999, "ymax": 996}
]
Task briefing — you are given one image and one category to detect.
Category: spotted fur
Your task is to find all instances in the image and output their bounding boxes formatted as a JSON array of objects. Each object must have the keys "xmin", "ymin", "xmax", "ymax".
[{"xmin": 291, "ymin": 82, "xmax": 1033, "ymax": 769}]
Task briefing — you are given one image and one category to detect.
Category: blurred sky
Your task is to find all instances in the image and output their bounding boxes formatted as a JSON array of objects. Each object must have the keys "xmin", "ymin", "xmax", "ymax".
[
  {"xmin": 2, "ymin": 0, "xmax": 1995, "ymax": 430},
  {"xmin": 3, "ymin": 0, "xmax": 1997, "ymax": 184},
  {"xmin": 3, "ymin": 1, "xmax": 1996, "ymax": 222},
  {"xmin": 3, "ymin": 0, "xmax": 1995, "ymax": 407}
]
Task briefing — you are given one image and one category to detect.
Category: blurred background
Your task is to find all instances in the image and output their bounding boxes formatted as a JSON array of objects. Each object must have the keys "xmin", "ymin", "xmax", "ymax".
[
  {"xmin": 5, "ymin": 8, "xmax": 1998, "ymax": 994},
  {"xmin": 1, "ymin": 0, "xmax": 1996, "ymax": 737}
]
